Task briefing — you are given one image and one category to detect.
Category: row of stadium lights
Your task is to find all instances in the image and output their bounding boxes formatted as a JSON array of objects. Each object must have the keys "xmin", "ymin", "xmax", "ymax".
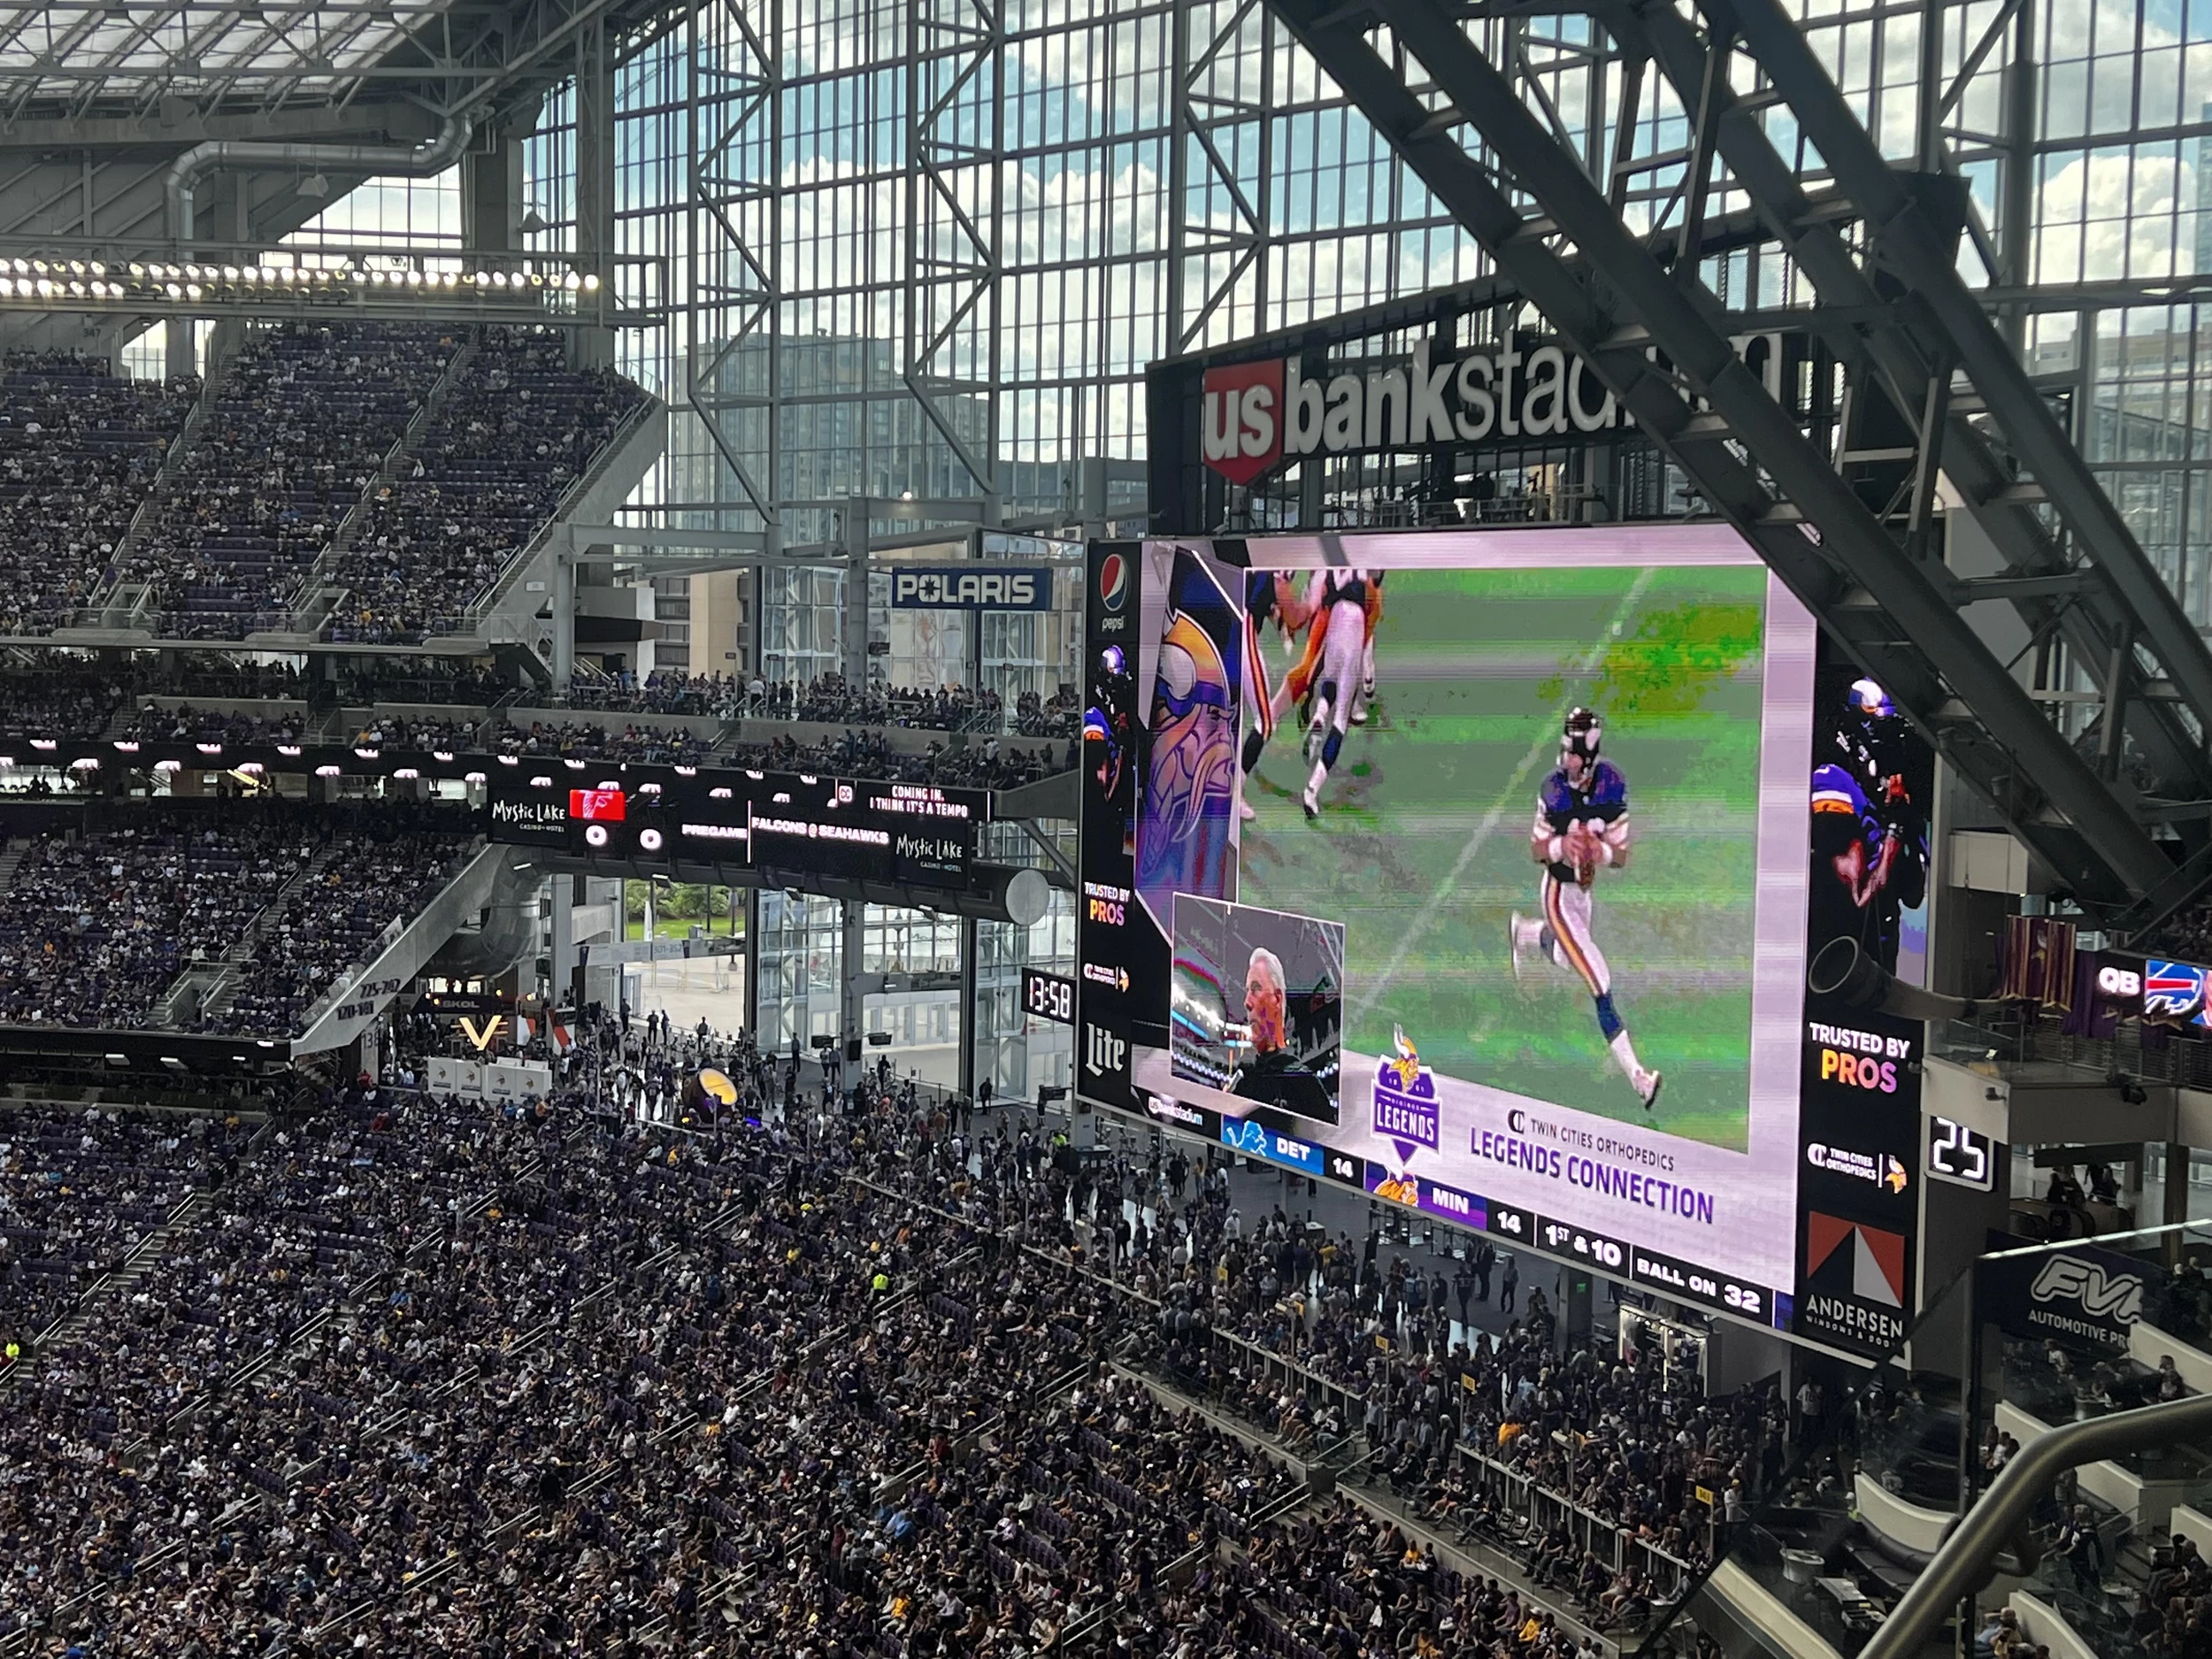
[{"xmin": 0, "ymin": 258, "xmax": 600, "ymax": 302}]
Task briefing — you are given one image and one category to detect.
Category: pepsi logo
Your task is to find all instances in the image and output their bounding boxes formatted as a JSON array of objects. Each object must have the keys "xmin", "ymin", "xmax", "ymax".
[{"xmin": 1098, "ymin": 552, "xmax": 1128, "ymax": 611}]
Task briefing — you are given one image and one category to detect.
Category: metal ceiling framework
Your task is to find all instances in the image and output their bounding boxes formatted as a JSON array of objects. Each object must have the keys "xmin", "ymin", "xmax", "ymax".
[
  {"xmin": 0, "ymin": 0, "xmax": 667, "ymax": 356},
  {"xmin": 1267, "ymin": 0, "xmax": 2212, "ymax": 930},
  {"xmin": 0, "ymin": 0, "xmax": 655, "ymax": 127}
]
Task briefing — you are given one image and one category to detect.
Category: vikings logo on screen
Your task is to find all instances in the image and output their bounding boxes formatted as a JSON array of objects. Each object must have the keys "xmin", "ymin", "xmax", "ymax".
[
  {"xmin": 1136, "ymin": 549, "xmax": 1241, "ymax": 911},
  {"xmin": 1372, "ymin": 1026, "xmax": 1440, "ymax": 1161}
]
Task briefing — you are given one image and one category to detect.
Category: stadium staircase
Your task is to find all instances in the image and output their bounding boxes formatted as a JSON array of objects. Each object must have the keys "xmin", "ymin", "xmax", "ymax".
[
  {"xmin": 0, "ymin": 1115, "xmax": 495, "ymax": 1659},
  {"xmin": 173, "ymin": 841, "xmax": 342, "ymax": 1025},
  {"xmin": 0, "ymin": 837, "xmax": 24, "ymax": 895},
  {"xmin": 54, "ymin": 324, "xmax": 240, "ymax": 642},
  {"xmin": 288, "ymin": 328, "xmax": 482, "ymax": 634},
  {"xmin": 462, "ymin": 391, "xmax": 667, "ymax": 647},
  {"xmin": 106, "ymin": 358, "xmax": 225, "ymax": 580},
  {"xmin": 285, "ymin": 837, "xmax": 506, "ymax": 1051},
  {"xmin": 0, "ymin": 1184, "xmax": 207, "ymax": 1411}
]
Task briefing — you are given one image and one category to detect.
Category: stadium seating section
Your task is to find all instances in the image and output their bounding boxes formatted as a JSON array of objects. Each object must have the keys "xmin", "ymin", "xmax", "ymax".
[
  {"xmin": 0, "ymin": 814, "xmax": 477, "ymax": 1036},
  {"xmin": 0, "ymin": 350, "xmax": 196, "ymax": 635},
  {"xmin": 0, "ymin": 1041, "xmax": 1756, "ymax": 1655},
  {"xmin": 328, "ymin": 328, "xmax": 645, "ymax": 641},
  {"xmin": 124, "ymin": 321, "xmax": 457, "ymax": 636}
]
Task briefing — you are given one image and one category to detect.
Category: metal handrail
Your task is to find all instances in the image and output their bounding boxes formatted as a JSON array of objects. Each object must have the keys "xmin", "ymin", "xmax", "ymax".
[{"xmin": 1860, "ymin": 1389, "xmax": 2212, "ymax": 1659}]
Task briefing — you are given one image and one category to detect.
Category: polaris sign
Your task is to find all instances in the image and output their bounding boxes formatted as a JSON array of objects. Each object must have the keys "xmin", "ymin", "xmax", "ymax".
[
  {"xmin": 1199, "ymin": 333, "xmax": 1790, "ymax": 482},
  {"xmin": 890, "ymin": 566, "xmax": 1054, "ymax": 611}
]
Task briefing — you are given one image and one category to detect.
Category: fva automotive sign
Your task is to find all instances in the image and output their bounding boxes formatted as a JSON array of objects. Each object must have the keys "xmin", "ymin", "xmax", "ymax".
[
  {"xmin": 1978, "ymin": 1237, "xmax": 2152, "ymax": 1354},
  {"xmin": 1199, "ymin": 334, "xmax": 1793, "ymax": 484}
]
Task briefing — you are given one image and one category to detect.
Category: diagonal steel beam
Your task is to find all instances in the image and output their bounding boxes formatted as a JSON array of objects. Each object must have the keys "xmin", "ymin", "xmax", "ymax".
[
  {"xmin": 1607, "ymin": 0, "xmax": 2212, "ymax": 804},
  {"xmin": 1266, "ymin": 0, "xmax": 2169, "ymax": 905},
  {"xmin": 1715, "ymin": 0, "xmax": 2212, "ymax": 758}
]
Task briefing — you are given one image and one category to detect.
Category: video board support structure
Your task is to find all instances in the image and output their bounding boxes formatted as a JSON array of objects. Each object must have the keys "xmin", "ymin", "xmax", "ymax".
[
  {"xmin": 1264, "ymin": 0, "xmax": 2177, "ymax": 916},
  {"xmin": 1607, "ymin": 0, "xmax": 2212, "ymax": 822}
]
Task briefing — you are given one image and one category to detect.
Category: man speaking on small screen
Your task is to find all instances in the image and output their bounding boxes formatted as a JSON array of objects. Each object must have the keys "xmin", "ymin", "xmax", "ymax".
[{"xmin": 1228, "ymin": 946, "xmax": 1330, "ymax": 1117}]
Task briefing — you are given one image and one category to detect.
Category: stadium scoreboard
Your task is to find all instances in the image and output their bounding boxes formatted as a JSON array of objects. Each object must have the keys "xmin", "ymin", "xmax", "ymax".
[{"xmin": 1074, "ymin": 528, "xmax": 1935, "ymax": 1358}]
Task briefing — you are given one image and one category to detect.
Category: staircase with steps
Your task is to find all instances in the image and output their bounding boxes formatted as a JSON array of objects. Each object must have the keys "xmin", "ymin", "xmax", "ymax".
[
  {"xmin": 154, "ymin": 841, "xmax": 339, "ymax": 1026},
  {"xmin": 0, "ymin": 836, "xmax": 25, "ymax": 895},
  {"xmin": 0, "ymin": 1187, "xmax": 208, "ymax": 1405},
  {"xmin": 106, "ymin": 358, "xmax": 227, "ymax": 580},
  {"xmin": 52, "ymin": 331, "xmax": 245, "ymax": 641},
  {"xmin": 289, "ymin": 328, "xmax": 481, "ymax": 633}
]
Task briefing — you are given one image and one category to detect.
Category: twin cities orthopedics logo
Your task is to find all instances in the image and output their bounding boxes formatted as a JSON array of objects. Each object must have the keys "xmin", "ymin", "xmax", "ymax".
[{"xmin": 1198, "ymin": 332, "xmax": 1794, "ymax": 481}]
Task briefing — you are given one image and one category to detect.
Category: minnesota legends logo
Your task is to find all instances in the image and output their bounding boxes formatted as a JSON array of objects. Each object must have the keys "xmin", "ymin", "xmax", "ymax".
[{"xmin": 1372, "ymin": 1025, "xmax": 1440, "ymax": 1164}]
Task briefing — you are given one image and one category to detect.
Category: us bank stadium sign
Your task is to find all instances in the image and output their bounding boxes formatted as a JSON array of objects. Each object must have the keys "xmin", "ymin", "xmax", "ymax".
[{"xmin": 1198, "ymin": 333, "xmax": 1797, "ymax": 485}]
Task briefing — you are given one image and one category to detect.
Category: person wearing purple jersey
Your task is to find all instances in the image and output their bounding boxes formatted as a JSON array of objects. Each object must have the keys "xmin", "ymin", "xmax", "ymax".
[
  {"xmin": 1810, "ymin": 677, "xmax": 1925, "ymax": 969},
  {"xmin": 1509, "ymin": 707, "xmax": 1662, "ymax": 1109}
]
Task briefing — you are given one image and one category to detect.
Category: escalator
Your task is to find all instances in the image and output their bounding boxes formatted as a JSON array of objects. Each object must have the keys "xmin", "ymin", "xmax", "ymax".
[{"xmin": 1641, "ymin": 1224, "xmax": 2212, "ymax": 1659}]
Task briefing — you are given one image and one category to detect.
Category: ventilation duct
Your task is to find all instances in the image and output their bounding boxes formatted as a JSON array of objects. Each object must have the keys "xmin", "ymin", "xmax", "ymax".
[{"xmin": 165, "ymin": 111, "xmax": 475, "ymax": 241}]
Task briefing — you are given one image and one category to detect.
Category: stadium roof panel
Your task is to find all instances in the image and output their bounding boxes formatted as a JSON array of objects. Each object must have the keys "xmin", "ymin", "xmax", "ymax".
[
  {"xmin": 0, "ymin": 0, "xmax": 668, "ymax": 122},
  {"xmin": 0, "ymin": 2, "xmax": 440, "ymax": 111}
]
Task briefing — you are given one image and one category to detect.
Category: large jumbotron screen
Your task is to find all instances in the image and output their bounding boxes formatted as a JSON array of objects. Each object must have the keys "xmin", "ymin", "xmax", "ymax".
[{"xmin": 1076, "ymin": 526, "xmax": 1926, "ymax": 1342}]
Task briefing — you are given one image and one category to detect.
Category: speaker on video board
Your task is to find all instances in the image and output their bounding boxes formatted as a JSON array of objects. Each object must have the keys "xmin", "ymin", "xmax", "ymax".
[{"xmin": 845, "ymin": 1037, "xmax": 863, "ymax": 1063}]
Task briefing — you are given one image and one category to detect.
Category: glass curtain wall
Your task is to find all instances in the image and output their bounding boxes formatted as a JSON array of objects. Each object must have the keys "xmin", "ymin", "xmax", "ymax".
[
  {"xmin": 752, "ymin": 889, "xmax": 843, "ymax": 1055},
  {"xmin": 437, "ymin": 0, "xmax": 2212, "ymax": 1060}
]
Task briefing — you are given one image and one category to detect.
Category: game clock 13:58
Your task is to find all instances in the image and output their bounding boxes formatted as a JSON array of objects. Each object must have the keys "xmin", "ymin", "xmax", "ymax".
[{"xmin": 1021, "ymin": 968, "xmax": 1076, "ymax": 1027}]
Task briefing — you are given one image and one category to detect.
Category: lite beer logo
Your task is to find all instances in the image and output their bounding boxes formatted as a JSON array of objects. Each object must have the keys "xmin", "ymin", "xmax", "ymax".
[
  {"xmin": 1198, "ymin": 334, "xmax": 1788, "ymax": 482},
  {"xmin": 1084, "ymin": 1022, "xmax": 1127, "ymax": 1079}
]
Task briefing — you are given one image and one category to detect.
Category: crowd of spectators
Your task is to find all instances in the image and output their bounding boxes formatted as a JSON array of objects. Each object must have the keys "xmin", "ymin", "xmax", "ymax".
[
  {"xmin": 0, "ymin": 989, "xmax": 1835, "ymax": 1658},
  {"xmin": 327, "ymin": 326, "xmax": 646, "ymax": 641},
  {"xmin": 557, "ymin": 667, "xmax": 739, "ymax": 718},
  {"xmin": 199, "ymin": 828, "xmax": 477, "ymax": 1035},
  {"xmin": 338, "ymin": 657, "xmax": 509, "ymax": 706},
  {"xmin": 730, "ymin": 726, "xmax": 1071, "ymax": 790},
  {"xmin": 0, "ymin": 808, "xmax": 476, "ymax": 1033},
  {"xmin": 0, "ymin": 351, "xmax": 198, "ymax": 636},
  {"xmin": 0, "ymin": 820, "xmax": 317, "ymax": 1026},
  {"xmin": 493, "ymin": 718, "xmax": 709, "ymax": 765},
  {"xmin": 728, "ymin": 673, "xmax": 1079, "ymax": 739},
  {"xmin": 129, "ymin": 701, "xmax": 307, "ymax": 744},
  {"xmin": 0, "ymin": 1052, "xmax": 1631, "ymax": 1659},
  {"xmin": 123, "ymin": 322, "xmax": 457, "ymax": 637},
  {"xmin": 537, "ymin": 670, "xmax": 1083, "ymax": 743},
  {"xmin": 751, "ymin": 674, "xmax": 1004, "ymax": 733},
  {"xmin": 0, "ymin": 1108, "xmax": 235, "ymax": 1340},
  {"xmin": 1011, "ymin": 687, "xmax": 1080, "ymax": 738},
  {"xmin": 347, "ymin": 713, "xmax": 485, "ymax": 751},
  {"xmin": 0, "ymin": 655, "xmax": 308, "ymax": 737},
  {"xmin": 136, "ymin": 656, "xmax": 309, "ymax": 702},
  {"xmin": 0, "ymin": 667, "xmax": 128, "ymax": 738}
]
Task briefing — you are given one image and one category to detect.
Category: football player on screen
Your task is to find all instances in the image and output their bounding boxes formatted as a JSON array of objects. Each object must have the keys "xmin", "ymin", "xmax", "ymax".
[
  {"xmin": 1509, "ymin": 707, "xmax": 1663, "ymax": 1109},
  {"xmin": 1237, "ymin": 571, "xmax": 1312, "ymax": 821},
  {"xmin": 1294, "ymin": 566, "xmax": 1380, "ymax": 820}
]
